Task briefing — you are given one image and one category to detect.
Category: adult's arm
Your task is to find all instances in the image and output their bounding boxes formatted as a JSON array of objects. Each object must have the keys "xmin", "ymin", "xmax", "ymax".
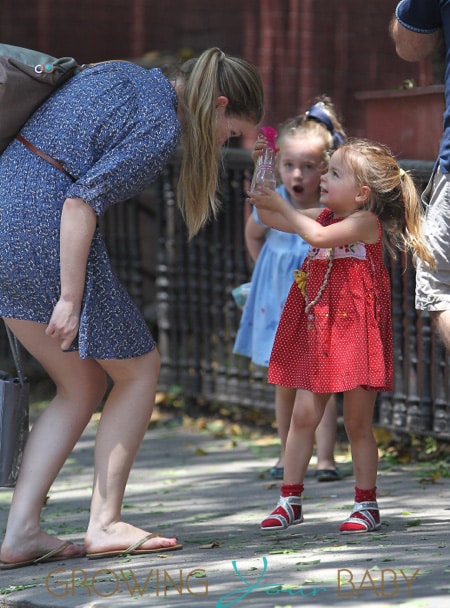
[
  {"xmin": 45, "ymin": 197, "xmax": 96, "ymax": 350},
  {"xmin": 391, "ymin": 0, "xmax": 442, "ymax": 62}
]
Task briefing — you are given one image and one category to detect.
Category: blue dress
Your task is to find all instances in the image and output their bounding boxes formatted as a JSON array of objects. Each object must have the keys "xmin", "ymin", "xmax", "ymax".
[
  {"xmin": 0, "ymin": 61, "xmax": 180, "ymax": 359},
  {"xmin": 233, "ymin": 185, "xmax": 310, "ymax": 366}
]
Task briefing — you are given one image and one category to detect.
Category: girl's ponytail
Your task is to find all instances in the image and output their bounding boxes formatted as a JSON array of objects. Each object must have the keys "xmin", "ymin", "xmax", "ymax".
[
  {"xmin": 400, "ymin": 169, "xmax": 435, "ymax": 268},
  {"xmin": 339, "ymin": 139, "xmax": 434, "ymax": 267}
]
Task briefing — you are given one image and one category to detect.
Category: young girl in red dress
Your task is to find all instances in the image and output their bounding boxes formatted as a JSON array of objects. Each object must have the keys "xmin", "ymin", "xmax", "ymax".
[{"xmin": 248, "ymin": 138, "xmax": 434, "ymax": 534}]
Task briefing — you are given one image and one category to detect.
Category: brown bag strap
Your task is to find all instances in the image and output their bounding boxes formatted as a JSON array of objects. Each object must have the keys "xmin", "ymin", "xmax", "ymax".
[{"xmin": 16, "ymin": 134, "xmax": 75, "ymax": 181}]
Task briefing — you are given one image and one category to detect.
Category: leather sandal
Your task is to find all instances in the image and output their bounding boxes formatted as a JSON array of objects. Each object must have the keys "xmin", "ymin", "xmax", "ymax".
[
  {"xmin": 261, "ymin": 495, "xmax": 303, "ymax": 530},
  {"xmin": 339, "ymin": 500, "xmax": 381, "ymax": 534}
]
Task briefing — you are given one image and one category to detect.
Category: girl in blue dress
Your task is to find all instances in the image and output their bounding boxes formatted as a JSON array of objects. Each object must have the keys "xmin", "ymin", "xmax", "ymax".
[
  {"xmin": 0, "ymin": 48, "xmax": 263, "ymax": 568},
  {"xmin": 233, "ymin": 98, "xmax": 345, "ymax": 481}
]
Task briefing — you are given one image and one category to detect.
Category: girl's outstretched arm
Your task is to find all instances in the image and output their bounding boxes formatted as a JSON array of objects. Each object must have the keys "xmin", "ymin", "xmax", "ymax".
[
  {"xmin": 247, "ymin": 189, "xmax": 320, "ymax": 234},
  {"xmin": 250, "ymin": 187, "xmax": 379, "ymax": 248}
]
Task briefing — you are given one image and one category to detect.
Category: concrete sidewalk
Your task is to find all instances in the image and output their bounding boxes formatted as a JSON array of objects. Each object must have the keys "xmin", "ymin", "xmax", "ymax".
[{"xmin": 0, "ymin": 414, "xmax": 449, "ymax": 607}]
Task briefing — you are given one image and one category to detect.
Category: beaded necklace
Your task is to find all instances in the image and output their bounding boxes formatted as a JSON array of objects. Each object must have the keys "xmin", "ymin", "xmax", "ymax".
[{"xmin": 294, "ymin": 247, "xmax": 334, "ymax": 313}]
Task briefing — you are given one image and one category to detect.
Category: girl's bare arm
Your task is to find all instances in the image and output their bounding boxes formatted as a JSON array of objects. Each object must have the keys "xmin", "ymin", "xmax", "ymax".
[
  {"xmin": 245, "ymin": 213, "xmax": 267, "ymax": 262},
  {"xmin": 249, "ymin": 188, "xmax": 379, "ymax": 248}
]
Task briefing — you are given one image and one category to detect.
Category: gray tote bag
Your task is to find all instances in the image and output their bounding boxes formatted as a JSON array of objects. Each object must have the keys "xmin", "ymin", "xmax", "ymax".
[{"xmin": 0, "ymin": 325, "xmax": 29, "ymax": 486}]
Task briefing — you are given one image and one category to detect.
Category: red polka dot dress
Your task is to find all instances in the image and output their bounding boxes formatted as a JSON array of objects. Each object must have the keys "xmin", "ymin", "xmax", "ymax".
[{"xmin": 268, "ymin": 209, "xmax": 393, "ymax": 393}]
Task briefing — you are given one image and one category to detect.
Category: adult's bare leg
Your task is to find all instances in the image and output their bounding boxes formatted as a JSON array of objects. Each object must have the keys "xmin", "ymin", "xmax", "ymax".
[
  {"xmin": 432, "ymin": 310, "xmax": 450, "ymax": 351},
  {"xmin": 0, "ymin": 319, "xmax": 106, "ymax": 564},
  {"xmin": 84, "ymin": 348, "xmax": 180, "ymax": 554}
]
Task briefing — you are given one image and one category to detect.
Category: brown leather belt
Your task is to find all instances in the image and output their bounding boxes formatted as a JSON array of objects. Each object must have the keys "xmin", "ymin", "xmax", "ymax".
[{"xmin": 16, "ymin": 134, "xmax": 76, "ymax": 182}]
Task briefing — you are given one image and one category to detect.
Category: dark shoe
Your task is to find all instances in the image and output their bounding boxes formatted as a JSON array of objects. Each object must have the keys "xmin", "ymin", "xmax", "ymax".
[
  {"xmin": 316, "ymin": 468, "xmax": 341, "ymax": 482},
  {"xmin": 269, "ymin": 466, "xmax": 284, "ymax": 480}
]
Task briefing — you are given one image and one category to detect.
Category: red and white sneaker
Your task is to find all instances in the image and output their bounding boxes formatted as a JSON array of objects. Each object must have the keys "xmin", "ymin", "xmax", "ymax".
[{"xmin": 339, "ymin": 500, "xmax": 381, "ymax": 534}]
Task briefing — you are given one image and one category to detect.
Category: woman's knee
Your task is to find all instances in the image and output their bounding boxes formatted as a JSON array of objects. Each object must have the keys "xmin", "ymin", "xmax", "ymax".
[{"xmin": 56, "ymin": 360, "xmax": 108, "ymax": 408}]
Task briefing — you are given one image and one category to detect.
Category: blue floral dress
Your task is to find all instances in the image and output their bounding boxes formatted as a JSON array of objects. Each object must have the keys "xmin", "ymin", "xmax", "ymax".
[
  {"xmin": 0, "ymin": 61, "xmax": 180, "ymax": 359},
  {"xmin": 233, "ymin": 185, "xmax": 310, "ymax": 366}
]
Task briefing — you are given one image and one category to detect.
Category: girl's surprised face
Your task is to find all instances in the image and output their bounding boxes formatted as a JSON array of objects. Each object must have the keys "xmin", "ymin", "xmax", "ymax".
[{"xmin": 277, "ymin": 135, "xmax": 326, "ymax": 209}]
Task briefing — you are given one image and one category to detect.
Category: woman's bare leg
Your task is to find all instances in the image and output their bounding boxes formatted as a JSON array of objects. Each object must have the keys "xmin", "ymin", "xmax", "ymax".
[
  {"xmin": 0, "ymin": 319, "xmax": 106, "ymax": 563},
  {"xmin": 1, "ymin": 319, "xmax": 179, "ymax": 562},
  {"xmin": 84, "ymin": 349, "xmax": 179, "ymax": 553}
]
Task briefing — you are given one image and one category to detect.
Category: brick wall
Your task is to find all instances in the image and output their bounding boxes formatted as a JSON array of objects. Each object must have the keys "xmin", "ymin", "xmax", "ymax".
[
  {"xmin": 0, "ymin": 0, "xmax": 436, "ymax": 143},
  {"xmin": 244, "ymin": 0, "xmax": 435, "ymax": 138}
]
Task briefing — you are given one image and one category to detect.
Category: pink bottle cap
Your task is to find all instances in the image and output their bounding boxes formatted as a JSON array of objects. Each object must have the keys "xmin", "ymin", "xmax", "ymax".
[{"xmin": 260, "ymin": 126, "xmax": 278, "ymax": 150}]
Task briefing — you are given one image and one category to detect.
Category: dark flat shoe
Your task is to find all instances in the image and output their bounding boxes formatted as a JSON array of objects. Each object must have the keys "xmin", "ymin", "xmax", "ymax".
[
  {"xmin": 269, "ymin": 466, "xmax": 284, "ymax": 480},
  {"xmin": 316, "ymin": 468, "xmax": 341, "ymax": 482}
]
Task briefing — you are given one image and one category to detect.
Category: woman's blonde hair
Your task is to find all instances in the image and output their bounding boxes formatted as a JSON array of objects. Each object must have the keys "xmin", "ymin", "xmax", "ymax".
[
  {"xmin": 176, "ymin": 47, "xmax": 264, "ymax": 239},
  {"xmin": 277, "ymin": 95, "xmax": 346, "ymax": 165},
  {"xmin": 338, "ymin": 138, "xmax": 434, "ymax": 267}
]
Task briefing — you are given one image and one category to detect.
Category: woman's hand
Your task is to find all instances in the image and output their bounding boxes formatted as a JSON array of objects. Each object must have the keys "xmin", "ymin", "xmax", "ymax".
[
  {"xmin": 251, "ymin": 134, "xmax": 279, "ymax": 163},
  {"xmin": 251, "ymin": 135, "xmax": 268, "ymax": 163},
  {"xmin": 45, "ymin": 299, "xmax": 80, "ymax": 351},
  {"xmin": 49, "ymin": 196, "xmax": 96, "ymax": 351}
]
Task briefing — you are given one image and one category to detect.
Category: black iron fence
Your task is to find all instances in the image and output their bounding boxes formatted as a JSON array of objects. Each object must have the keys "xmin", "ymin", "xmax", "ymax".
[{"xmin": 1, "ymin": 149, "xmax": 448, "ymax": 439}]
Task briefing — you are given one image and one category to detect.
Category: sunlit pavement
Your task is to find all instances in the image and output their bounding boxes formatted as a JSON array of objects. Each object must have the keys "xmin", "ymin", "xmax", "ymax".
[{"xmin": 0, "ymin": 415, "xmax": 449, "ymax": 607}]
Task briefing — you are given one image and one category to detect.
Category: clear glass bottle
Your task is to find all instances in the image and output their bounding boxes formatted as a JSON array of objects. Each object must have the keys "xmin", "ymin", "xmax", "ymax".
[{"xmin": 250, "ymin": 147, "xmax": 277, "ymax": 193}]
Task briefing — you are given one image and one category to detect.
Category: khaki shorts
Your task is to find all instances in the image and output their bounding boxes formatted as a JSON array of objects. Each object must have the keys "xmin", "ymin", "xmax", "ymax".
[{"xmin": 416, "ymin": 166, "xmax": 450, "ymax": 311}]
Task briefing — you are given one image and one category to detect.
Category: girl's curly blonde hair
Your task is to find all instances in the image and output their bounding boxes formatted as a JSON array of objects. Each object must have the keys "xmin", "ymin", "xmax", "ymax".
[{"xmin": 338, "ymin": 138, "xmax": 434, "ymax": 267}]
